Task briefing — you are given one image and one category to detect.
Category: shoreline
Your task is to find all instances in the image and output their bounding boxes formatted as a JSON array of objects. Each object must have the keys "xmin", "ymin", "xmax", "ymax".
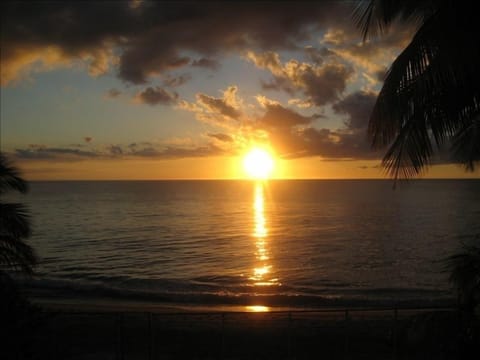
[{"xmin": 28, "ymin": 292, "xmax": 457, "ymax": 315}]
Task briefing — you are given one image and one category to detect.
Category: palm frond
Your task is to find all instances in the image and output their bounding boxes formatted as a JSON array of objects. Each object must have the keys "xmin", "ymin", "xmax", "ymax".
[
  {"xmin": 451, "ymin": 113, "xmax": 480, "ymax": 171},
  {"xmin": 0, "ymin": 203, "xmax": 32, "ymax": 238},
  {"xmin": 354, "ymin": 0, "xmax": 436, "ymax": 40},
  {"xmin": 445, "ymin": 244, "xmax": 480, "ymax": 301},
  {"xmin": 0, "ymin": 153, "xmax": 28, "ymax": 195},
  {"xmin": 0, "ymin": 236, "xmax": 37, "ymax": 275},
  {"xmin": 368, "ymin": 5, "xmax": 480, "ymax": 179}
]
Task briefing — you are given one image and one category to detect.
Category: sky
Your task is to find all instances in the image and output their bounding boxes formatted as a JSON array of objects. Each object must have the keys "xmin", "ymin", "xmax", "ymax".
[{"xmin": 1, "ymin": 1, "xmax": 478, "ymax": 180}]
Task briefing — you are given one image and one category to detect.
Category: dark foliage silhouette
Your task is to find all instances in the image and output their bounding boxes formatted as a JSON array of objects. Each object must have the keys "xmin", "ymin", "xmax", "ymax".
[
  {"xmin": 0, "ymin": 153, "xmax": 41, "ymax": 359},
  {"xmin": 0, "ymin": 153, "xmax": 36, "ymax": 274},
  {"xmin": 355, "ymin": 0, "xmax": 480, "ymax": 179}
]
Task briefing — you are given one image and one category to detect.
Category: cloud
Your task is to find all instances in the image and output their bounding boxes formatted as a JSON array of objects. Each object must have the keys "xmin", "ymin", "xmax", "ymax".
[
  {"xmin": 257, "ymin": 103, "xmax": 316, "ymax": 129},
  {"xmin": 108, "ymin": 145, "xmax": 123, "ymax": 156},
  {"xmin": 15, "ymin": 147, "xmax": 98, "ymax": 160},
  {"xmin": 304, "ymin": 46, "xmax": 334, "ymax": 64},
  {"xmin": 12, "ymin": 139, "xmax": 229, "ymax": 162},
  {"xmin": 197, "ymin": 94, "xmax": 240, "ymax": 120},
  {"xmin": 158, "ymin": 144, "xmax": 225, "ymax": 158},
  {"xmin": 255, "ymin": 95, "xmax": 281, "ymax": 108},
  {"xmin": 162, "ymin": 74, "xmax": 191, "ymax": 87},
  {"xmin": 374, "ymin": 67, "xmax": 388, "ymax": 82},
  {"xmin": 288, "ymin": 98, "xmax": 314, "ymax": 108},
  {"xmin": 134, "ymin": 87, "xmax": 178, "ymax": 105},
  {"xmin": 259, "ymin": 92, "xmax": 378, "ymax": 160},
  {"xmin": 180, "ymin": 85, "xmax": 243, "ymax": 126},
  {"xmin": 84, "ymin": 137, "xmax": 93, "ymax": 143},
  {"xmin": 321, "ymin": 25, "xmax": 413, "ymax": 84},
  {"xmin": 1, "ymin": 1, "xmax": 355, "ymax": 85},
  {"xmin": 178, "ymin": 86, "xmax": 378, "ymax": 161},
  {"xmin": 246, "ymin": 102, "xmax": 379, "ymax": 160},
  {"xmin": 105, "ymin": 88, "xmax": 121, "ymax": 98},
  {"xmin": 332, "ymin": 90, "xmax": 377, "ymax": 130},
  {"xmin": 208, "ymin": 133, "xmax": 233, "ymax": 142},
  {"xmin": 246, "ymin": 51, "xmax": 354, "ymax": 106},
  {"xmin": 191, "ymin": 58, "xmax": 220, "ymax": 70},
  {"xmin": 121, "ymin": 141, "xmax": 228, "ymax": 159}
]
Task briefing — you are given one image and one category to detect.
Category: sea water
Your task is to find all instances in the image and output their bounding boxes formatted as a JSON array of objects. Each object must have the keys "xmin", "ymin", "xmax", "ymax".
[{"xmin": 12, "ymin": 179, "xmax": 480, "ymax": 308}]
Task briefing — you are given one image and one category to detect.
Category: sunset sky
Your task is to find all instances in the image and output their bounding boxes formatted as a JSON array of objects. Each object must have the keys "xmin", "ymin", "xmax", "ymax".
[{"xmin": 1, "ymin": 1, "xmax": 478, "ymax": 180}]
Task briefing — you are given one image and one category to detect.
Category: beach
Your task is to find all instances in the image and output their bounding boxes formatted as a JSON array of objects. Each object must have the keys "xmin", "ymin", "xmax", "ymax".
[{"xmin": 14, "ymin": 295, "xmax": 467, "ymax": 360}]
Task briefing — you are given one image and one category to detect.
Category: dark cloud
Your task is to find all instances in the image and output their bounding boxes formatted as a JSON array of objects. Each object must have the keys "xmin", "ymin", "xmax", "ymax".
[
  {"xmin": 258, "ymin": 103, "xmax": 316, "ymax": 129},
  {"xmin": 332, "ymin": 90, "xmax": 377, "ymax": 130},
  {"xmin": 301, "ymin": 63, "xmax": 354, "ymax": 106},
  {"xmin": 125, "ymin": 143, "xmax": 226, "ymax": 159},
  {"xmin": 108, "ymin": 145, "xmax": 123, "ymax": 156},
  {"xmin": 105, "ymin": 89, "xmax": 121, "ymax": 98},
  {"xmin": 248, "ymin": 51, "xmax": 354, "ymax": 106},
  {"xmin": 13, "ymin": 140, "xmax": 227, "ymax": 161},
  {"xmin": 339, "ymin": 24, "xmax": 412, "ymax": 59},
  {"xmin": 130, "ymin": 146, "xmax": 161, "ymax": 157},
  {"xmin": 261, "ymin": 78, "xmax": 295, "ymax": 95},
  {"xmin": 252, "ymin": 103, "xmax": 379, "ymax": 160},
  {"xmin": 163, "ymin": 74, "xmax": 191, "ymax": 87},
  {"xmin": 191, "ymin": 58, "xmax": 220, "ymax": 70},
  {"xmin": 134, "ymin": 87, "xmax": 178, "ymax": 105},
  {"xmin": 84, "ymin": 136, "xmax": 93, "ymax": 143},
  {"xmin": 159, "ymin": 144, "xmax": 225, "ymax": 158},
  {"xmin": 304, "ymin": 46, "xmax": 333, "ymax": 64},
  {"xmin": 192, "ymin": 86, "xmax": 242, "ymax": 122},
  {"xmin": 15, "ymin": 147, "xmax": 98, "ymax": 160},
  {"xmin": 208, "ymin": 133, "xmax": 233, "ymax": 142},
  {"xmin": 374, "ymin": 67, "xmax": 388, "ymax": 82},
  {"xmin": 1, "ymin": 1, "xmax": 355, "ymax": 85},
  {"xmin": 197, "ymin": 93, "xmax": 240, "ymax": 120}
]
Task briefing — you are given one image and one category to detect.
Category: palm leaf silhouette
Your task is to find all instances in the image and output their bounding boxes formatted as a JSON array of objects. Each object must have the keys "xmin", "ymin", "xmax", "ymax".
[
  {"xmin": 0, "ymin": 154, "xmax": 36, "ymax": 275},
  {"xmin": 355, "ymin": 0, "xmax": 480, "ymax": 179}
]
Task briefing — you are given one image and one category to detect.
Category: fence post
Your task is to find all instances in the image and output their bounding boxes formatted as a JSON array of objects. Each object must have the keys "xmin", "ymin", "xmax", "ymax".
[
  {"xmin": 392, "ymin": 308, "xmax": 398, "ymax": 359},
  {"xmin": 344, "ymin": 309, "xmax": 350, "ymax": 360},
  {"xmin": 148, "ymin": 312, "xmax": 153, "ymax": 360},
  {"xmin": 52, "ymin": 316, "xmax": 59, "ymax": 360},
  {"xmin": 220, "ymin": 313, "xmax": 225, "ymax": 360},
  {"xmin": 287, "ymin": 312, "xmax": 292, "ymax": 359},
  {"xmin": 116, "ymin": 313, "xmax": 124, "ymax": 360}
]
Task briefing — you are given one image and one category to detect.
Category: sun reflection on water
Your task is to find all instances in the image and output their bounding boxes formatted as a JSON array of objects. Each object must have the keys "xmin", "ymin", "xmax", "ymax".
[{"xmin": 250, "ymin": 182, "xmax": 280, "ymax": 288}]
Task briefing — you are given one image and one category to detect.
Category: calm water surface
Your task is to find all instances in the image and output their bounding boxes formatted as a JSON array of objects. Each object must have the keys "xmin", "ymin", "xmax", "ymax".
[{"xmin": 16, "ymin": 180, "xmax": 480, "ymax": 308}]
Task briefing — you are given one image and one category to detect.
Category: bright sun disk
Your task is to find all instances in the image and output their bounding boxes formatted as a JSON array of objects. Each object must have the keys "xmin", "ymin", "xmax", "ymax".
[{"xmin": 243, "ymin": 148, "xmax": 274, "ymax": 179}]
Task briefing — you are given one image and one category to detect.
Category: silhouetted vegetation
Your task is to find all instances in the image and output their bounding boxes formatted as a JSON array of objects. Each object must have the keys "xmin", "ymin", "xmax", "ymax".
[
  {"xmin": 355, "ymin": 0, "xmax": 480, "ymax": 179},
  {"xmin": 446, "ymin": 242, "xmax": 480, "ymax": 314},
  {"xmin": 354, "ymin": 3, "xmax": 480, "ymax": 357},
  {"xmin": 444, "ymin": 241, "xmax": 480, "ymax": 358},
  {"xmin": 0, "ymin": 153, "xmax": 41, "ymax": 359},
  {"xmin": 0, "ymin": 153, "xmax": 36, "ymax": 274}
]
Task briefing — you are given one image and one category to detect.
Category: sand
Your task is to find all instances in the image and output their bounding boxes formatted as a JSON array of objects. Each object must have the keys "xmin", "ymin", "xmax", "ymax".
[{"xmin": 13, "ymin": 295, "xmax": 469, "ymax": 360}]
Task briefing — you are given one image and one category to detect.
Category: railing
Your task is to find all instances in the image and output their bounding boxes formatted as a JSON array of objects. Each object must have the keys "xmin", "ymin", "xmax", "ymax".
[{"xmin": 35, "ymin": 305, "xmax": 457, "ymax": 360}]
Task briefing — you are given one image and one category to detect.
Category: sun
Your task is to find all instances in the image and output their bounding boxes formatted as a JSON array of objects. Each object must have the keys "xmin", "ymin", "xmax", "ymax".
[{"xmin": 243, "ymin": 148, "xmax": 274, "ymax": 179}]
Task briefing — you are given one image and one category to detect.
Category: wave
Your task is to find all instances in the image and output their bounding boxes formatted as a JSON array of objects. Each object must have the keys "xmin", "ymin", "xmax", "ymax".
[{"xmin": 17, "ymin": 275, "xmax": 456, "ymax": 309}]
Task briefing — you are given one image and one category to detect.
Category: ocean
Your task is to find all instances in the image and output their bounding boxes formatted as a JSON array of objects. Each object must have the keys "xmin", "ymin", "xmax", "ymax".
[{"xmin": 12, "ymin": 179, "xmax": 480, "ymax": 309}]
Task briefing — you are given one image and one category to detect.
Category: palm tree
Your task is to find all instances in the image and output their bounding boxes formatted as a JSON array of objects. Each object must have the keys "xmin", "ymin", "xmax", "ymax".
[
  {"xmin": 0, "ymin": 153, "xmax": 41, "ymax": 360},
  {"xmin": 445, "ymin": 243, "xmax": 480, "ymax": 314},
  {"xmin": 0, "ymin": 153, "xmax": 36, "ymax": 275},
  {"xmin": 355, "ymin": 0, "xmax": 480, "ymax": 179}
]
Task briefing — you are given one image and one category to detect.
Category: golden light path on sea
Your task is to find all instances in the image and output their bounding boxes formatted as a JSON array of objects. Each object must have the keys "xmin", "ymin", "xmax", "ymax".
[{"xmin": 250, "ymin": 182, "xmax": 280, "ymax": 291}]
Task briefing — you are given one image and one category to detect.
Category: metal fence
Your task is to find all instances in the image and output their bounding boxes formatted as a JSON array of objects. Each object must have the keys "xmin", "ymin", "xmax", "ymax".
[{"xmin": 33, "ymin": 306, "xmax": 457, "ymax": 360}]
